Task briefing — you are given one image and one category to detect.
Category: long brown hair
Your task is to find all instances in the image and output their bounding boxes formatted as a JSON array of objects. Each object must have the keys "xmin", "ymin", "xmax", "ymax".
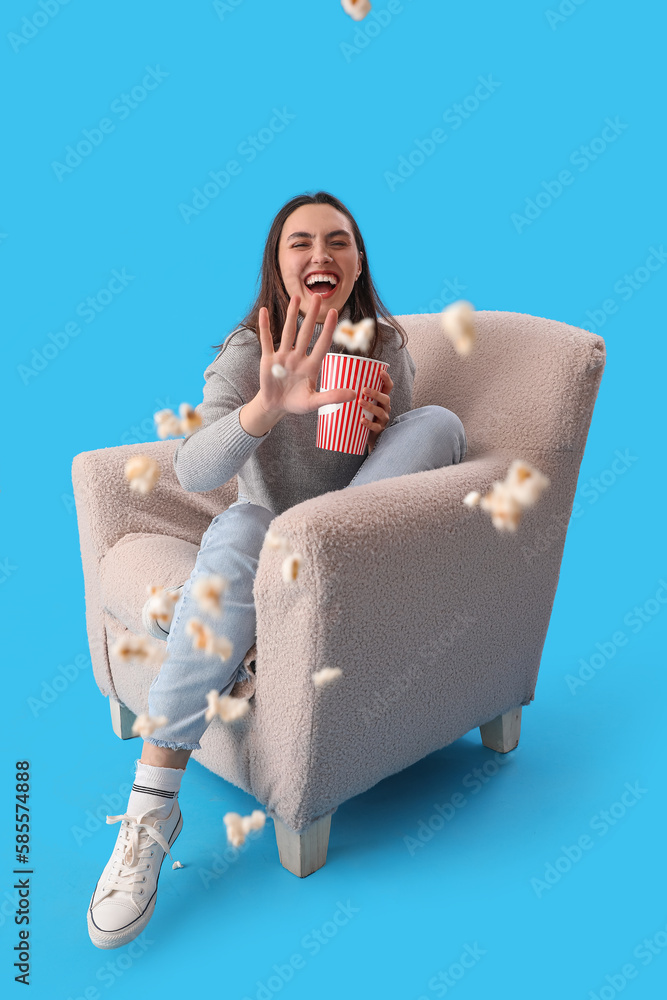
[{"xmin": 211, "ymin": 191, "xmax": 408, "ymax": 359}]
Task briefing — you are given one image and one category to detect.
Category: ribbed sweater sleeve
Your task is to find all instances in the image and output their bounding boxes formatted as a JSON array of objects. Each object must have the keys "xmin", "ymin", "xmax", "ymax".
[{"xmin": 172, "ymin": 369, "xmax": 270, "ymax": 493}]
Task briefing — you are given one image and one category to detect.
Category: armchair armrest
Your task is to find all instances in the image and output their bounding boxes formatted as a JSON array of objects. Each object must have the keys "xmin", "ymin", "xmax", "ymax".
[
  {"xmin": 71, "ymin": 440, "xmax": 236, "ymax": 560},
  {"xmin": 71, "ymin": 439, "xmax": 237, "ymax": 696},
  {"xmin": 249, "ymin": 451, "xmax": 579, "ymax": 832}
]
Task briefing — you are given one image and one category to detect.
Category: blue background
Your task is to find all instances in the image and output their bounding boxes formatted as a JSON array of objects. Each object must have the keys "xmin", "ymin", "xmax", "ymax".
[{"xmin": 3, "ymin": 0, "xmax": 666, "ymax": 997}]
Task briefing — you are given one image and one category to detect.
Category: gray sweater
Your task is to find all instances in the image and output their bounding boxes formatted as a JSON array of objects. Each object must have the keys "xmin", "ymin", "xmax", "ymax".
[{"xmin": 173, "ymin": 309, "xmax": 417, "ymax": 516}]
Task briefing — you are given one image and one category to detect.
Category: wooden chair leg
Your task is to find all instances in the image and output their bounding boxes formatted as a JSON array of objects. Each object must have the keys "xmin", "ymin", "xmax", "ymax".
[
  {"xmin": 479, "ymin": 706, "xmax": 522, "ymax": 753},
  {"xmin": 274, "ymin": 814, "xmax": 332, "ymax": 877},
  {"xmin": 109, "ymin": 698, "xmax": 138, "ymax": 740}
]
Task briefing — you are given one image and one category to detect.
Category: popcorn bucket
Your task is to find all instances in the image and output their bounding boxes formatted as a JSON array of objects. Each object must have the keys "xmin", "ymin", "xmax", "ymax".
[{"xmin": 317, "ymin": 353, "xmax": 389, "ymax": 454}]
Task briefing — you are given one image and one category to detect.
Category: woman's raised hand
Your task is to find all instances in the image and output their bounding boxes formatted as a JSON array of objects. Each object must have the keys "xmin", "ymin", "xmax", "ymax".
[{"xmin": 256, "ymin": 293, "xmax": 358, "ymax": 418}]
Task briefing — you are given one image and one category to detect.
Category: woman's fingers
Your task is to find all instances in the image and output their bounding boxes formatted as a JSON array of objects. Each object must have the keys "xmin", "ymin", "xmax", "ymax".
[
  {"xmin": 307, "ymin": 304, "xmax": 338, "ymax": 365},
  {"xmin": 308, "ymin": 305, "xmax": 340, "ymax": 372},
  {"xmin": 318, "ymin": 389, "xmax": 357, "ymax": 411},
  {"xmin": 361, "ymin": 398, "xmax": 391, "ymax": 428},
  {"xmin": 258, "ymin": 306, "xmax": 272, "ymax": 356},
  {"xmin": 363, "ymin": 385, "xmax": 391, "ymax": 409},
  {"xmin": 291, "ymin": 292, "xmax": 323, "ymax": 356},
  {"xmin": 321, "ymin": 304, "xmax": 339, "ymax": 340},
  {"xmin": 279, "ymin": 294, "xmax": 302, "ymax": 354},
  {"xmin": 363, "ymin": 402, "xmax": 385, "ymax": 423}
]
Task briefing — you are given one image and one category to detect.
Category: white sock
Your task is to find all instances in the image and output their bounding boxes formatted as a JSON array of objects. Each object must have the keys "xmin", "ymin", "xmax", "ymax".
[{"xmin": 126, "ymin": 759, "xmax": 184, "ymax": 818}]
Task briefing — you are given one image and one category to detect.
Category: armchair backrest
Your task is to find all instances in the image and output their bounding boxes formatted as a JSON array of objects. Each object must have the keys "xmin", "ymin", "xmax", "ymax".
[{"xmin": 397, "ymin": 311, "xmax": 605, "ymax": 462}]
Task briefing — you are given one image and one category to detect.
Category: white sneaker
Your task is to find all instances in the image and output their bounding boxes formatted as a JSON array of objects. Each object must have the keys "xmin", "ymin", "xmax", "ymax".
[
  {"xmin": 87, "ymin": 800, "xmax": 183, "ymax": 950},
  {"xmin": 141, "ymin": 586, "xmax": 183, "ymax": 640}
]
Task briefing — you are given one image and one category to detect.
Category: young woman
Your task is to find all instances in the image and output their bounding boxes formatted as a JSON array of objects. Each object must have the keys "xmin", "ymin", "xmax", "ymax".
[{"xmin": 87, "ymin": 191, "xmax": 467, "ymax": 949}]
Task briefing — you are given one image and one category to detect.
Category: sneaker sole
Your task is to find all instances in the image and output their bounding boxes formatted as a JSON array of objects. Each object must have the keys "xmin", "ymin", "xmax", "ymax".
[{"xmin": 87, "ymin": 810, "xmax": 183, "ymax": 950}]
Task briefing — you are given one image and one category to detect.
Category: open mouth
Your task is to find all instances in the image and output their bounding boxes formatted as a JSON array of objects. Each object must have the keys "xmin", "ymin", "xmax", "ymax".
[{"xmin": 303, "ymin": 272, "xmax": 340, "ymax": 299}]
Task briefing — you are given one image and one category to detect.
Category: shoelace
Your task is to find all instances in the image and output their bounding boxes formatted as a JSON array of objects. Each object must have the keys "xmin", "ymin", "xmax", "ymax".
[{"xmin": 96, "ymin": 806, "xmax": 176, "ymax": 914}]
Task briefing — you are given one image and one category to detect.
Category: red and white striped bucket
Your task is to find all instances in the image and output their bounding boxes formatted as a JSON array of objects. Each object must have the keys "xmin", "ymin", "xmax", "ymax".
[{"xmin": 317, "ymin": 353, "xmax": 389, "ymax": 454}]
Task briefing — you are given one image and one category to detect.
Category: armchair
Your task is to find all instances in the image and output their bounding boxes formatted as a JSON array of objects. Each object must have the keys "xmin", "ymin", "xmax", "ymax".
[{"xmin": 72, "ymin": 310, "xmax": 605, "ymax": 876}]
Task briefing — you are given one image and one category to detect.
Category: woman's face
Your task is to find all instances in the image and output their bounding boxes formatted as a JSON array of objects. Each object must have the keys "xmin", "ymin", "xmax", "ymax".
[{"xmin": 277, "ymin": 203, "xmax": 362, "ymax": 324}]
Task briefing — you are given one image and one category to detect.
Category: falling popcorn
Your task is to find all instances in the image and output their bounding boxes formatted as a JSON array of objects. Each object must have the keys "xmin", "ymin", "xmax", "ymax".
[
  {"xmin": 440, "ymin": 300, "xmax": 477, "ymax": 356},
  {"xmin": 131, "ymin": 712, "xmax": 169, "ymax": 738},
  {"xmin": 271, "ymin": 363, "xmax": 287, "ymax": 380},
  {"xmin": 145, "ymin": 585, "xmax": 180, "ymax": 625},
  {"xmin": 480, "ymin": 483, "xmax": 524, "ymax": 532},
  {"xmin": 224, "ymin": 813, "xmax": 245, "ymax": 847},
  {"xmin": 179, "ymin": 402, "xmax": 202, "ymax": 436},
  {"xmin": 204, "ymin": 689, "xmax": 220, "ymax": 723},
  {"xmin": 464, "ymin": 459, "xmax": 550, "ymax": 532},
  {"xmin": 192, "ymin": 574, "xmax": 228, "ymax": 617},
  {"xmin": 154, "ymin": 403, "xmax": 202, "ymax": 439},
  {"xmin": 219, "ymin": 695, "xmax": 250, "ymax": 722},
  {"xmin": 212, "ymin": 634, "xmax": 233, "ymax": 662},
  {"xmin": 186, "ymin": 617, "xmax": 209, "ymax": 651},
  {"xmin": 154, "ymin": 409, "xmax": 183, "ymax": 439},
  {"xmin": 333, "ymin": 317, "xmax": 375, "ymax": 355},
  {"xmin": 223, "ymin": 813, "xmax": 245, "ymax": 848},
  {"xmin": 242, "ymin": 810, "xmax": 266, "ymax": 834},
  {"xmin": 264, "ymin": 528, "xmax": 290, "ymax": 553},
  {"xmin": 112, "ymin": 634, "xmax": 162, "ymax": 663},
  {"xmin": 205, "ymin": 689, "xmax": 250, "ymax": 724},
  {"xmin": 264, "ymin": 528, "xmax": 302, "ymax": 584},
  {"xmin": 281, "ymin": 551, "xmax": 302, "ymax": 584},
  {"xmin": 312, "ymin": 667, "xmax": 343, "ymax": 688},
  {"xmin": 223, "ymin": 810, "xmax": 267, "ymax": 848},
  {"xmin": 172, "ymin": 861, "xmax": 184, "ymax": 869},
  {"xmin": 341, "ymin": 0, "xmax": 372, "ymax": 20},
  {"xmin": 503, "ymin": 459, "xmax": 550, "ymax": 508},
  {"xmin": 186, "ymin": 618, "xmax": 233, "ymax": 661},
  {"xmin": 125, "ymin": 455, "xmax": 161, "ymax": 495},
  {"xmin": 204, "ymin": 690, "xmax": 217, "ymax": 722}
]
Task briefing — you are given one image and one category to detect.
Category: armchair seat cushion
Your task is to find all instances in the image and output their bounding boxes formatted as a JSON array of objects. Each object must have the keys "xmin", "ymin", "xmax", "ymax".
[{"xmin": 100, "ymin": 533, "xmax": 197, "ymax": 635}]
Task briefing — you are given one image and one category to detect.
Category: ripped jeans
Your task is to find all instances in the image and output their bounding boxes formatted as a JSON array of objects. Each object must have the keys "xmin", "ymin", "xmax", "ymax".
[{"xmin": 144, "ymin": 405, "xmax": 467, "ymax": 749}]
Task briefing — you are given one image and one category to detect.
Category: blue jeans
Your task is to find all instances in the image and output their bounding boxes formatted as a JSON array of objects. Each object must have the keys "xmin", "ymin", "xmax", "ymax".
[{"xmin": 145, "ymin": 406, "xmax": 467, "ymax": 749}]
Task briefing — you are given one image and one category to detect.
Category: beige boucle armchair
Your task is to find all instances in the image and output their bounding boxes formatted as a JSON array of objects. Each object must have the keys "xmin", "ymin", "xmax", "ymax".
[{"xmin": 72, "ymin": 310, "xmax": 605, "ymax": 877}]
